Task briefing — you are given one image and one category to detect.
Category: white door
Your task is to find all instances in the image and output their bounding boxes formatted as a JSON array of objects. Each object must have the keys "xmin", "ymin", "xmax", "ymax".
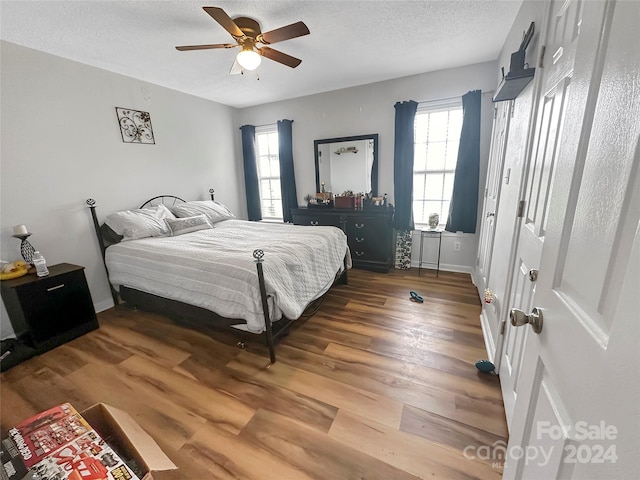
[
  {"xmin": 503, "ymin": 1, "xmax": 640, "ymax": 478},
  {"xmin": 477, "ymin": 101, "xmax": 512, "ymax": 362},
  {"xmin": 499, "ymin": 0, "xmax": 590, "ymax": 425}
]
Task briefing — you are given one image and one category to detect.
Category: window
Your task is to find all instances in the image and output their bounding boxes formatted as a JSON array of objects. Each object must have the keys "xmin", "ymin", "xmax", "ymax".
[
  {"xmin": 255, "ymin": 125, "xmax": 283, "ymax": 220},
  {"xmin": 413, "ymin": 100, "xmax": 463, "ymax": 228}
]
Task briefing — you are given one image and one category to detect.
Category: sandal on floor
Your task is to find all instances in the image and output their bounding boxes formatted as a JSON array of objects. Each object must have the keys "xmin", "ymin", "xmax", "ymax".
[{"xmin": 409, "ymin": 291, "xmax": 424, "ymax": 303}]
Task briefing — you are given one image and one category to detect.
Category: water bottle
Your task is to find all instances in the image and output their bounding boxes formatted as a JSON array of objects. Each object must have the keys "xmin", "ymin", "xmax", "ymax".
[{"xmin": 32, "ymin": 251, "xmax": 49, "ymax": 277}]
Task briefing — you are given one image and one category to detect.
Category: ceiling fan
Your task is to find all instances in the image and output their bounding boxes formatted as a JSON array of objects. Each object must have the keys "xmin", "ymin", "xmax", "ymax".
[{"xmin": 176, "ymin": 6, "xmax": 310, "ymax": 74}]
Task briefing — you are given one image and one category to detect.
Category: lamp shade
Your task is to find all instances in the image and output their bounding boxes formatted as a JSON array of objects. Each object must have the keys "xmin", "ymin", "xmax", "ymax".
[{"xmin": 237, "ymin": 49, "xmax": 261, "ymax": 71}]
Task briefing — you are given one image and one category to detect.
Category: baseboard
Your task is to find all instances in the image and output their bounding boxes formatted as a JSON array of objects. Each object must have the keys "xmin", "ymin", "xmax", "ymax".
[
  {"xmin": 410, "ymin": 261, "xmax": 473, "ymax": 275},
  {"xmin": 472, "ymin": 270, "xmax": 485, "ymax": 303},
  {"xmin": 470, "ymin": 268, "xmax": 479, "ymax": 287},
  {"xmin": 479, "ymin": 308, "xmax": 496, "ymax": 363}
]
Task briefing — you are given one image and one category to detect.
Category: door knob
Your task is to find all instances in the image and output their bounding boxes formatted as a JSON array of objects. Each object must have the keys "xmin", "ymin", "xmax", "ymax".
[{"xmin": 510, "ymin": 307, "xmax": 543, "ymax": 334}]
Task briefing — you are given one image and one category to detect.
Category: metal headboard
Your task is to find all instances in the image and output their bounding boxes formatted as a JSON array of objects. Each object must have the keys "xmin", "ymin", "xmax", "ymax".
[
  {"xmin": 139, "ymin": 195, "xmax": 186, "ymax": 209},
  {"xmin": 86, "ymin": 189, "xmax": 216, "ymax": 306}
]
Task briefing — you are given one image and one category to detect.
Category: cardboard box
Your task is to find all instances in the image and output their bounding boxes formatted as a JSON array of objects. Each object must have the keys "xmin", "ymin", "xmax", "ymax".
[
  {"xmin": 1, "ymin": 404, "xmax": 176, "ymax": 480},
  {"xmin": 81, "ymin": 404, "xmax": 177, "ymax": 480}
]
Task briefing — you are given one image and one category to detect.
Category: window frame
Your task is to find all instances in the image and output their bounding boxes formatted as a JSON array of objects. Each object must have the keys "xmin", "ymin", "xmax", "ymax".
[
  {"xmin": 255, "ymin": 124, "xmax": 283, "ymax": 221},
  {"xmin": 412, "ymin": 99, "xmax": 463, "ymax": 229}
]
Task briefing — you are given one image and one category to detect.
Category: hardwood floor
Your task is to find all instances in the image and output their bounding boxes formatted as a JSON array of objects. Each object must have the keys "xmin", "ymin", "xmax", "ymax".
[{"xmin": 0, "ymin": 268, "xmax": 508, "ymax": 479}]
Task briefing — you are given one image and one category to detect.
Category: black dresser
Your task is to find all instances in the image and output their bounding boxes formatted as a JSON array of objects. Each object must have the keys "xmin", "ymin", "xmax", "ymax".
[
  {"xmin": 1, "ymin": 263, "xmax": 99, "ymax": 354},
  {"xmin": 291, "ymin": 207, "xmax": 394, "ymax": 272}
]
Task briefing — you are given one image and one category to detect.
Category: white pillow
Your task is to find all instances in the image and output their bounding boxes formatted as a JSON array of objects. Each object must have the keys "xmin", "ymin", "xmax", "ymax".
[
  {"xmin": 170, "ymin": 200, "xmax": 235, "ymax": 224},
  {"xmin": 105, "ymin": 204, "xmax": 175, "ymax": 241},
  {"xmin": 165, "ymin": 215, "xmax": 212, "ymax": 236}
]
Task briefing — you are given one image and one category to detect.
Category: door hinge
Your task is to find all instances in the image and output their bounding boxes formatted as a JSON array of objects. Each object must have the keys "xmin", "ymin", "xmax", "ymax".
[
  {"xmin": 493, "ymin": 107, "xmax": 498, "ymax": 120},
  {"xmin": 539, "ymin": 45, "xmax": 546, "ymax": 68},
  {"xmin": 517, "ymin": 200, "xmax": 526, "ymax": 218},
  {"xmin": 510, "ymin": 100, "xmax": 515, "ymax": 117},
  {"xmin": 500, "ymin": 320, "xmax": 507, "ymax": 335}
]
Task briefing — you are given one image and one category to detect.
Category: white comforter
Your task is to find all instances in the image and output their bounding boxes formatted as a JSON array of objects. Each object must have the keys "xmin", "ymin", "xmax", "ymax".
[{"xmin": 106, "ymin": 219, "xmax": 349, "ymax": 332}]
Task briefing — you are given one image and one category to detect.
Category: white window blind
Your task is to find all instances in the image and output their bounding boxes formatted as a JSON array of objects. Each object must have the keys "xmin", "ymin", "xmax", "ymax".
[
  {"xmin": 255, "ymin": 125, "xmax": 283, "ymax": 220},
  {"xmin": 413, "ymin": 100, "xmax": 463, "ymax": 227}
]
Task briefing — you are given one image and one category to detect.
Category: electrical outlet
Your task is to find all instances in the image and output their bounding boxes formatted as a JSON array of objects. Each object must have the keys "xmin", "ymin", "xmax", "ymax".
[{"xmin": 453, "ymin": 241, "xmax": 461, "ymax": 252}]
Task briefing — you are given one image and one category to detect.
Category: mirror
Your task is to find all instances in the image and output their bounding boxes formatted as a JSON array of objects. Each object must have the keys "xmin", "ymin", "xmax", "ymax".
[{"xmin": 314, "ymin": 134, "xmax": 378, "ymax": 197}]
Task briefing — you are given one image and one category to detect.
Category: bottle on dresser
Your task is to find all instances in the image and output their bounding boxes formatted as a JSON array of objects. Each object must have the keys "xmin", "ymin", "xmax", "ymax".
[{"xmin": 32, "ymin": 251, "xmax": 49, "ymax": 277}]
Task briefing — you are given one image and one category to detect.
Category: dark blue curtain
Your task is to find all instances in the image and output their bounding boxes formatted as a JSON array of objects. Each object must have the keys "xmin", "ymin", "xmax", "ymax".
[
  {"xmin": 240, "ymin": 125, "xmax": 262, "ymax": 221},
  {"xmin": 446, "ymin": 90, "xmax": 482, "ymax": 233},
  {"xmin": 277, "ymin": 119, "xmax": 298, "ymax": 223},
  {"xmin": 393, "ymin": 100, "xmax": 418, "ymax": 230}
]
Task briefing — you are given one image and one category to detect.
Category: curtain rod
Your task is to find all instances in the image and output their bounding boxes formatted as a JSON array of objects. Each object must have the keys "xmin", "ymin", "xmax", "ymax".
[
  {"xmin": 239, "ymin": 120, "xmax": 294, "ymax": 130},
  {"xmin": 418, "ymin": 90, "xmax": 495, "ymax": 104}
]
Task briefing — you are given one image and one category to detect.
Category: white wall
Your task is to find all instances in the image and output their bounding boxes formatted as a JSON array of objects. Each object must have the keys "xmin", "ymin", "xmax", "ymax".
[
  {"xmin": 236, "ymin": 62, "xmax": 498, "ymax": 273},
  {"xmin": 0, "ymin": 41, "xmax": 242, "ymax": 339}
]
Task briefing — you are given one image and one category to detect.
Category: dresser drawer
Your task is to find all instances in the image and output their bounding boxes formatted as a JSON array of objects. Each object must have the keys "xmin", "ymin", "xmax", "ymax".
[
  {"xmin": 350, "ymin": 244, "xmax": 378, "ymax": 261},
  {"xmin": 347, "ymin": 215, "xmax": 387, "ymax": 237},
  {"xmin": 291, "ymin": 213, "xmax": 337, "ymax": 227}
]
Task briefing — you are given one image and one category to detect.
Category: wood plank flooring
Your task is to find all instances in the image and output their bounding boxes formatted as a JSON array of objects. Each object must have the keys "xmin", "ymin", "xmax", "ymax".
[{"xmin": 0, "ymin": 268, "xmax": 508, "ymax": 479}]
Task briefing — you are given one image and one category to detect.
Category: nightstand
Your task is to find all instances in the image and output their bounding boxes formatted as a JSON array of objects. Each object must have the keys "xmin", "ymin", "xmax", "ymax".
[{"xmin": 1, "ymin": 263, "xmax": 99, "ymax": 353}]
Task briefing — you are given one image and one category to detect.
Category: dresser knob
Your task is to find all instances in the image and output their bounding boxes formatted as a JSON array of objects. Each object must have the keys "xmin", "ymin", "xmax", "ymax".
[
  {"xmin": 310, "ymin": 221, "xmax": 318, "ymax": 226},
  {"xmin": 355, "ymin": 237, "xmax": 365, "ymax": 243},
  {"xmin": 355, "ymin": 251, "xmax": 365, "ymax": 257},
  {"xmin": 355, "ymin": 223, "xmax": 365, "ymax": 229}
]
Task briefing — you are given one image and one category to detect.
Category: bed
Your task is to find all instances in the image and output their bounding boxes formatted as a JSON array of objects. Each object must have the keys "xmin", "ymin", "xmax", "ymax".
[{"xmin": 87, "ymin": 191, "xmax": 349, "ymax": 363}]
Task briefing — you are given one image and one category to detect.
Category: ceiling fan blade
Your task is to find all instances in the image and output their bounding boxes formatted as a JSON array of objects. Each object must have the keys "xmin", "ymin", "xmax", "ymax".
[
  {"xmin": 259, "ymin": 47, "xmax": 302, "ymax": 68},
  {"xmin": 203, "ymin": 6, "xmax": 244, "ymax": 38},
  {"xmin": 176, "ymin": 43, "xmax": 236, "ymax": 51},
  {"xmin": 229, "ymin": 58, "xmax": 243, "ymax": 75},
  {"xmin": 258, "ymin": 21, "xmax": 310, "ymax": 44}
]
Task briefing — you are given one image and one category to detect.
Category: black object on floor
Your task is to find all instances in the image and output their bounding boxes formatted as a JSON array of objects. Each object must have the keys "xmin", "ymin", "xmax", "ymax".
[
  {"xmin": 409, "ymin": 291, "xmax": 424, "ymax": 303},
  {"xmin": 0, "ymin": 338, "xmax": 36, "ymax": 372},
  {"xmin": 475, "ymin": 359, "xmax": 497, "ymax": 374}
]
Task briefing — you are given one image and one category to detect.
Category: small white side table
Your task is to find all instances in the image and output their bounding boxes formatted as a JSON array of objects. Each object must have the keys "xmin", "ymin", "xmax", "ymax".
[{"xmin": 418, "ymin": 229, "xmax": 443, "ymax": 277}]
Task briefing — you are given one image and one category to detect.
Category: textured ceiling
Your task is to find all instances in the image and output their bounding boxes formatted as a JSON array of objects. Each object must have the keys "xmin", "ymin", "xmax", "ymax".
[{"xmin": 0, "ymin": 0, "xmax": 522, "ymax": 108}]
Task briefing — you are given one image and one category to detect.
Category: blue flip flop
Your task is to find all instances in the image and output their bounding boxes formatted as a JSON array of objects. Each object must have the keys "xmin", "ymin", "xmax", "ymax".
[{"xmin": 410, "ymin": 291, "xmax": 424, "ymax": 303}]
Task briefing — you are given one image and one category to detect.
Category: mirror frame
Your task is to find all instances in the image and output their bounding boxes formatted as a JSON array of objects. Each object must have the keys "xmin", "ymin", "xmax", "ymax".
[{"xmin": 314, "ymin": 133, "xmax": 379, "ymax": 197}]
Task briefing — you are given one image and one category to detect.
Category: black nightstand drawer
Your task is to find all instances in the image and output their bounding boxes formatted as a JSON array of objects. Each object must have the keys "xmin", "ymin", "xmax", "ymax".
[{"xmin": 1, "ymin": 263, "xmax": 98, "ymax": 350}]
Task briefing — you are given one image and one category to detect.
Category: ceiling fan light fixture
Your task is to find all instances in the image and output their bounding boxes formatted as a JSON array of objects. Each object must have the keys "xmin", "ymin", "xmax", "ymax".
[{"xmin": 237, "ymin": 47, "xmax": 261, "ymax": 71}]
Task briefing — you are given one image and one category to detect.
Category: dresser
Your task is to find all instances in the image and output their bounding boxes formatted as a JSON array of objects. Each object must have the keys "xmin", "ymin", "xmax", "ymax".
[
  {"xmin": 1, "ymin": 263, "xmax": 99, "ymax": 353},
  {"xmin": 291, "ymin": 207, "xmax": 394, "ymax": 272}
]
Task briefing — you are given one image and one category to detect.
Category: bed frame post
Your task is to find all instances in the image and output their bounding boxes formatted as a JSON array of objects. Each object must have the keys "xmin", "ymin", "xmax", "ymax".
[
  {"xmin": 86, "ymin": 199, "xmax": 119, "ymax": 306},
  {"xmin": 341, "ymin": 256, "xmax": 349, "ymax": 285},
  {"xmin": 253, "ymin": 249, "xmax": 276, "ymax": 364}
]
